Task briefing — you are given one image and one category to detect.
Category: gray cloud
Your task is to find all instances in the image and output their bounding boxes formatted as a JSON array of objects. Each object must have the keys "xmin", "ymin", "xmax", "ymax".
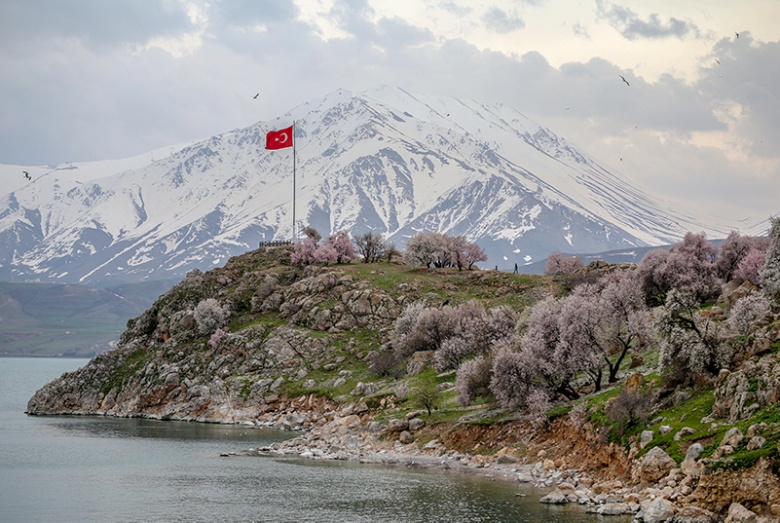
[
  {"xmin": 482, "ymin": 7, "xmax": 525, "ymax": 34},
  {"xmin": 0, "ymin": 0, "xmax": 193, "ymax": 50},
  {"xmin": 697, "ymin": 33, "xmax": 780, "ymax": 159},
  {"xmin": 438, "ymin": 1, "xmax": 472, "ymax": 17},
  {"xmin": 207, "ymin": 0, "xmax": 298, "ymax": 27},
  {"xmin": 598, "ymin": 2, "xmax": 699, "ymax": 40},
  {"xmin": 572, "ymin": 22, "xmax": 590, "ymax": 38}
]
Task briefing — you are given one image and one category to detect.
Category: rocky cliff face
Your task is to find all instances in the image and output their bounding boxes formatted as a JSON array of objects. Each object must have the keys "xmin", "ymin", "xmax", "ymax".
[{"xmin": 27, "ymin": 246, "xmax": 404, "ymax": 422}]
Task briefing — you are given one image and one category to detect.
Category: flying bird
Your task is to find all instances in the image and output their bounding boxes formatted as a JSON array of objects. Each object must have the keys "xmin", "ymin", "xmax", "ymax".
[
  {"xmin": 715, "ymin": 58, "xmax": 721, "ymax": 65},
  {"xmin": 619, "ymin": 74, "xmax": 630, "ymax": 86},
  {"xmin": 253, "ymin": 93, "xmax": 259, "ymax": 99},
  {"xmin": 23, "ymin": 170, "xmax": 30, "ymax": 180},
  {"xmin": 735, "ymin": 31, "xmax": 739, "ymax": 39}
]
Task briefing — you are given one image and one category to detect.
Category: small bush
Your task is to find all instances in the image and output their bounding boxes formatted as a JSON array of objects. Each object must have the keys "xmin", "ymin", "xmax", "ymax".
[
  {"xmin": 368, "ymin": 349, "xmax": 402, "ymax": 377},
  {"xmin": 194, "ymin": 298, "xmax": 229, "ymax": 336},
  {"xmin": 208, "ymin": 328, "xmax": 229, "ymax": 351},
  {"xmin": 605, "ymin": 388, "xmax": 654, "ymax": 436},
  {"xmin": 415, "ymin": 384, "xmax": 441, "ymax": 415},
  {"xmin": 728, "ymin": 293, "xmax": 772, "ymax": 336},
  {"xmin": 455, "ymin": 355, "xmax": 492, "ymax": 405}
]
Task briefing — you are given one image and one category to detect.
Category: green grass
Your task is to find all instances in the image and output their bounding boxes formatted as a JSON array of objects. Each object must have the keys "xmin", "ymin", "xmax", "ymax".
[{"xmin": 706, "ymin": 403, "xmax": 780, "ymax": 471}]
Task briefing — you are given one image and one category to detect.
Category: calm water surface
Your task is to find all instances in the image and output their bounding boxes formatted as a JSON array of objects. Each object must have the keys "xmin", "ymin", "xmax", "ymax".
[{"xmin": 0, "ymin": 358, "xmax": 627, "ymax": 522}]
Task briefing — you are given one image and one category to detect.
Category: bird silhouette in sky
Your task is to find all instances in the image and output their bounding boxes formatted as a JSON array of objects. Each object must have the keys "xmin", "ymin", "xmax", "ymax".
[
  {"xmin": 619, "ymin": 75, "xmax": 630, "ymax": 86},
  {"xmin": 23, "ymin": 170, "xmax": 31, "ymax": 180},
  {"xmin": 735, "ymin": 31, "xmax": 739, "ymax": 39},
  {"xmin": 253, "ymin": 93, "xmax": 259, "ymax": 99},
  {"xmin": 715, "ymin": 58, "xmax": 721, "ymax": 65}
]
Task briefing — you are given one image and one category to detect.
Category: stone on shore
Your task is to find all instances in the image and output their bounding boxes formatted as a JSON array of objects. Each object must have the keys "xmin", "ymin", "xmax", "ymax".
[
  {"xmin": 639, "ymin": 497, "xmax": 675, "ymax": 523},
  {"xmin": 539, "ymin": 489, "xmax": 568, "ymax": 504},
  {"xmin": 638, "ymin": 447, "xmax": 677, "ymax": 483},
  {"xmin": 724, "ymin": 502, "xmax": 757, "ymax": 523}
]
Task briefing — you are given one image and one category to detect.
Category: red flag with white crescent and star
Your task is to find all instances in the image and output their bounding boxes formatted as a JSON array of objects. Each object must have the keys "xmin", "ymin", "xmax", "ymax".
[{"xmin": 265, "ymin": 125, "xmax": 293, "ymax": 150}]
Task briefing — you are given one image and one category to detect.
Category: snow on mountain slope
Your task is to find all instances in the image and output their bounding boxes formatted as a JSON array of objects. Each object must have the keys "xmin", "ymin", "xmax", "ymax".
[{"xmin": 0, "ymin": 86, "xmax": 744, "ymax": 286}]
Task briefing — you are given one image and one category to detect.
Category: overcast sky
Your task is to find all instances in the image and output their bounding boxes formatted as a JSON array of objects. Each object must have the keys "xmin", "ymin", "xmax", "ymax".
[{"xmin": 1, "ymin": 0, "xmax": 778, "ymax": 230}]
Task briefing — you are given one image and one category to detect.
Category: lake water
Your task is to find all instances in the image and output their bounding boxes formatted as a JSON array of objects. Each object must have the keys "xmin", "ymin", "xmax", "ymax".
[{"xmin": 0, "ymin": 358, "xmax": 626, "ymax": 522}]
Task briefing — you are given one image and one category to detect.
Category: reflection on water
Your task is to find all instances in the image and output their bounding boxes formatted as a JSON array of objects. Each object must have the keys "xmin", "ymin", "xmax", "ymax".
[
  {"xmin": 1, "ymin": 358, "xmax": 629, "ymax": 523},
  {"xmin": 43, "ymin": 415, "xmax": 290, "ymax": 443}
]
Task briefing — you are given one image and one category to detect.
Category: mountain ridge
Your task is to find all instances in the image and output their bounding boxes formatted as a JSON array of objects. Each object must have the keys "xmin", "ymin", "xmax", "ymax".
[{"xmin": 0, "ymin": 86, "xmax": 749, "ymax": 286}]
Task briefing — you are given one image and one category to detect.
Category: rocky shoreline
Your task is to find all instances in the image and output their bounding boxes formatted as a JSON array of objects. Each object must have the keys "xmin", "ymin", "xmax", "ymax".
[{"xmin": 221, "ymin": 397, "xmax": 779, "ymax": 523}]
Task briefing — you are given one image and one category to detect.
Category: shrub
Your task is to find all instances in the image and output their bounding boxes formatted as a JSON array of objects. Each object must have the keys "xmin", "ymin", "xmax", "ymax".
[
  {"xmin": 637, "ymin": 248, "xmax": 670, "ymax": 305},
  {"xmin": 434, "ymin": 337, "xmax": 472, "ymax": 371},
  {"xmin": 526, "ymin": 389, "xmax": 553, "ymax": 429},
  {"xmin": 403, "ymin": 232, "xmax": 449, "ymax": 268},
  {"xmin": 353, "ymin": 232, "xmax": 386, "ymax": 263},
  {"xmin": 657, "ymin": 289, "xmax": 729, "ymax": 387},
  {"xmin": 368, "ymin": 349, "xmax": 402, "ymax": 377},
  {"xmin": 728, "ymin": 293, "xmax": 772, "ymax": 336},
  {"xmin": 605, "ymin": 387, "xmax": 654, "ymax": 436},
  {"xmin": 489, "ymin": 344, "xmax": 537, "ymax": 408},
  {"xmin": 208, "ymin": 328, "xmax": 229, "ymax": 351},
  {"xmin": 402, "ymin": 232, "xmax": 486, "ymax": 269},
  {"xmin": 194, "ymin": 298, "xmax": 229, "ymax": 336},
  {"xmin": 455, "ymin": 354, "xmax": 492, "ymax": 405},
  {"xmin": 391, "ymin": 302, "xmax": 426, "ymax": 352},
  {"xmin": 312, "ymin": 244, "xmax": 338, "ymax": 264},
  {"xmin": 325, "ymin": 230, "xmax": 355, "ymax": 264},
  {"xmin": 759, "ymin": 216, "xmax": 780, "ymax": 301},
  {"xmin": 291, "ymin": 237, "xmax": 318, "ymax": 266},
  {"xmin": 415, "ymin": 384, "xmax": 441, "ymax": 415},
  {"xmin": 716, "ymin": 231, "xmax": 768, "ymax": 281},
  {"xmin": 734, "ymin": 249, "xmax": 767, "ymax": 285},
  {"xmin": 638, "ymin": 233, "xmax": 721, "ymax": 304},
  {"xmin": 544, "ymin": 252, "xmax": 584, "ymax": 276},
  {"xmin": 393, "ymin": 307, "xmax": 457, "ymax": 359}
]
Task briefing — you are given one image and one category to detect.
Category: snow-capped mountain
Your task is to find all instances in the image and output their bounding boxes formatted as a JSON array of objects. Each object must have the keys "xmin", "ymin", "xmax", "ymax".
[{"xmin": 0, "ymin": 86, "xmax": 745, "ymax": 286}]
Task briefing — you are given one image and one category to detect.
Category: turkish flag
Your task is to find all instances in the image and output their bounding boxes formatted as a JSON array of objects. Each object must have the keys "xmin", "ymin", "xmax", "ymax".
[{"xmin": 265, "ymin": 126, "xmax": 293, "ymax": 150}]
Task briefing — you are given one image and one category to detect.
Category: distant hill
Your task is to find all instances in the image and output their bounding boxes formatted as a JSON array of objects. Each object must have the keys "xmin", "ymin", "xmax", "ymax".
[{"xmin": 0, "ymin": 279, "xmax": 176, "ymax": 357}]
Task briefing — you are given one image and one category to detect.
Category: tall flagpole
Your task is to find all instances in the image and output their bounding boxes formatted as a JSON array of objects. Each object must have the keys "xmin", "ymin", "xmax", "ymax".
[{"xmin": 292, "ymin": 120, "xmax": 296, "ymax": 241}]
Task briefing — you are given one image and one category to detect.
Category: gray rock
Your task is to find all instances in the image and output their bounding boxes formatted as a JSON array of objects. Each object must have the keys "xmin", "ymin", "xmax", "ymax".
[
  {"xmin": 638, "ymin": 447, "xmax": 677, "ymax": 483},
  {"xmin": 746, "ymin": 423, "xmax": 767, "ymax": 439},
  {"xmin": 351, "ymin": 382, "xmax": 379, "ymax": 396},
  {"xmin": 363, "ymin": 421, "xmax": 386, "ymax": 434},
  {"xmin": 640, "ymin": 430, "xmax": 654, "ymax": 449},
  {"xmin": 674, "ymin": 427, "xmax": 695, "ymax": 441},
  {"xmin": 539, "ymin": 490, "xmax": 568, "ymax": 504},
  {"xmin": 398, "ymin": 430, "xmax": 414, "ymax": 444},
  {"xmin": 597, "ymin": 503, "xmax": 630, "ymax": 515},
  {"xmin": 640, "ymin": 497, "xmax": 675, "ymax": 523},
  {"xmin": 672, "ymin": 505, "xmax": 719, "ymax": 522},
  {"xmin": 496, "ymin": 454, "xmax": 519, "ymax": 464},
  {"xmin": 516, "ymin": 472, "xmax": 534, "ymax": 483},
  {"xmin": 746, "ymin": 436, "xmax": 766, "ymax": 451},
  {"xmin": 387, "ymin": 419, "xmax": 409, "ymax": 433},
  {"xmin": 724, "ymin": 502, "xmax": 757, "ymax": 523},
  {"xmin": 408, "ymin": 418, "xmax": 426, "ymax": 432},
  {"xmin": 681, "ymin": 442, "xmax": 704, "ymax": 478},
  {"xmin": 721, "ymin": 427, "xmax": 744, "ymax": 447}
]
